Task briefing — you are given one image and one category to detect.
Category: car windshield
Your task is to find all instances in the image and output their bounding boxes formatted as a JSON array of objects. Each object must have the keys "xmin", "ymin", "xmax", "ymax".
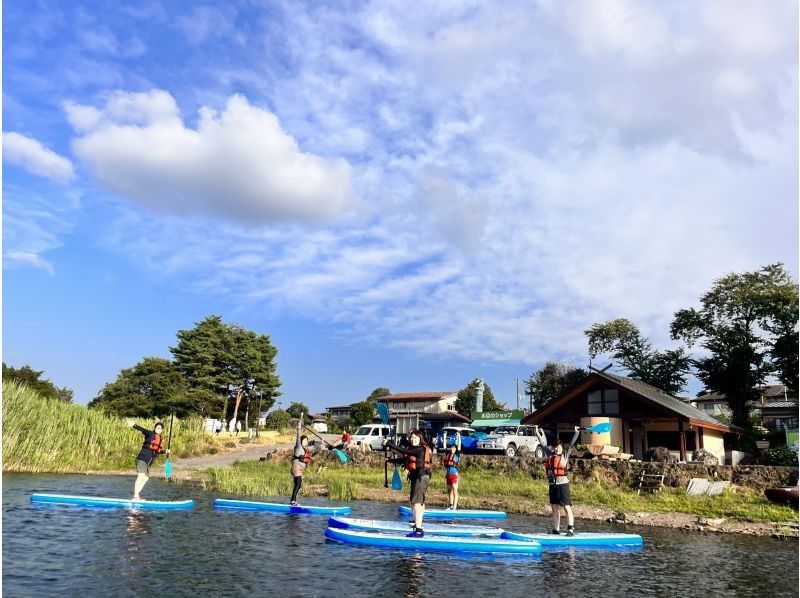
[
  {"xmin": 493, "ymin": 426, "xmax": 518, "ymax": 435},
  {"xmin": 354, "ymin": 426, "xmax": 372, "ymax": 436}
]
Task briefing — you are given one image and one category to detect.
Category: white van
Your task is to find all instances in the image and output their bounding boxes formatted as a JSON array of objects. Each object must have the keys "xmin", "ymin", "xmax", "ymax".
[
  {"xmin": 311, "ymin": 420, "xmax": 328, "ymax": 433},
  {"xmin": 350, "ymin": 424, "xmax": 394, "ymax": 451}
]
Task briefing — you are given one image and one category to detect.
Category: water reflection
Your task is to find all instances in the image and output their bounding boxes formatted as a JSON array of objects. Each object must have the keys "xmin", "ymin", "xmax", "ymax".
[
  {"xmin": 3, "ymin": 474, "xmax": 799, "ymax": 598},
  {"xmin": 397, "ymin": 553, "xmax": 425, "ymax": 597}
]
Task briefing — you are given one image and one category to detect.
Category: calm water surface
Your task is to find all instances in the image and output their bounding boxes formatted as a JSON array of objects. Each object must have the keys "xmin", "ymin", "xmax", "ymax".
[{"xmin": 3, "ymin": 473, "xmax": 798, "ymax": 597}]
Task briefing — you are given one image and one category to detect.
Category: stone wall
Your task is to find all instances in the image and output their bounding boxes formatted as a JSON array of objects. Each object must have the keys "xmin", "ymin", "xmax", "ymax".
[{"xmin": 304, "ymin": 447, "xmax": 798, "ymax": 490}]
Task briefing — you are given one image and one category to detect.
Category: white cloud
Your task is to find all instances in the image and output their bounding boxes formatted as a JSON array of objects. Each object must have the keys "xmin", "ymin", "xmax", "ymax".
[
  {"xmin": 39, "ymin": 1, "xmax": 795, "ymax": 374},
  {"xmin": 67, "ymin": 90, "xmax": 356, "ymax": 223},
  {"xmin": 3, "ymin": 132, "xmax": 75, "ymax": 183},
  {"xmin": 3, "ymin": 251, "xmax": 54, "ymax": 275}
]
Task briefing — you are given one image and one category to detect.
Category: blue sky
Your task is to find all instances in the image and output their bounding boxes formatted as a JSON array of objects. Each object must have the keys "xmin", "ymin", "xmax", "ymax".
[{"xmin": 3, "ymin": 0, "xmax": 798, "ymax": 412}]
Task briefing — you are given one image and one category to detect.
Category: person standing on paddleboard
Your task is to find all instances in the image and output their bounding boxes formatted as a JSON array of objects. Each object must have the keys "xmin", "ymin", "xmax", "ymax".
[
  {"xmin": 442, "ymin": 431, "xmax": 462, "ymax": 511},
  {"xmin": 383, "ymin": 429, "xmax": 432, "ymax": 537},
  {"xmin": 290, "ymin": 416, "xmax": 313, "ymax": 505},
  {"xmin": 533, "ymin": 425, "xmax": 580, "ymax": 536},
  {"xmin": 127, "ymin": 419, "xmax": 168, "ymax": 500}
]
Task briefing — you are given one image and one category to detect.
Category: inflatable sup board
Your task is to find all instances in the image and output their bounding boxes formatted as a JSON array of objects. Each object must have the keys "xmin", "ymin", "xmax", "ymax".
[
  {"xmin": 30, "ymin": 493, "xmax": 194, "ymax": 510},
  {"xmin": 502, "ymin": 530, "xmax": 643, "ymax": 547},
  {"xmin": 214, "ymin": 498, "xmax": 352, "ymax": 515},
  {"xmin": 328, "ymin": 516, "xmax": 504, "ymax": 537},
  {"xmin": 398, "ymin": 505, "xmax": 506, "ymax": 519},
  {"xmin": 325, "ymin": 526, "xmax": 541, "ymax": 555}
]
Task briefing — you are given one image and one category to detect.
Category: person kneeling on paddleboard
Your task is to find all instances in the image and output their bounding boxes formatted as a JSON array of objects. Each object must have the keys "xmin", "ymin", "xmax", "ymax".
[
  {"xmin": 290, "ymin": 416, "xmax": 314, "ymax": 505},
  {"xmin": 128, "ymin": 419, "xmax": 168, "ymax": 500},
  {"xmin": 383, "ymin": 429, "xmax": 432, "ymax": 537},
  {"xmin": 442, "ymin": 431, "xmax": 461, "ymax": 511},
  {"xmin": 533, "ymin": 425, "xmax": 580, "ymax": 536}
]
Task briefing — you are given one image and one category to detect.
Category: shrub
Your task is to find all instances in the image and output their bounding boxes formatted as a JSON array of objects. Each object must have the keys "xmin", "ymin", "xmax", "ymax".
[{"xmin": 762, "ymin": 446, "xmax": 799, "ymax": 466}]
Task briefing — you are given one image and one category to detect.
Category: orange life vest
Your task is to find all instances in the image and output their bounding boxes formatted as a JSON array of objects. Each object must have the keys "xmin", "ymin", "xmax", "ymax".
[
  {"xmin": 406, "ymin": 446, "xmax": 432, "ymax": 473},
  {"xmin": 294, "ymin": 448, "xmax": 311, "ymax": 465},
  {"xmin": 442, "ymin": 451, "xmax": 457, "ymax": 468},
  {"xmin": 546, "ymin": 454, "xmax": 567, "ymax": 478},
  {"xmin": 143, "ymin": 434, "xmax": 163, "ymax": 453}
]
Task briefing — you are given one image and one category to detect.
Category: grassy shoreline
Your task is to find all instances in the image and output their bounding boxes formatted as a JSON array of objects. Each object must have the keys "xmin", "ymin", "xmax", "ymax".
[{"xmin": 196, "ymin": 459, "xmax": 798, "ymax": 526}]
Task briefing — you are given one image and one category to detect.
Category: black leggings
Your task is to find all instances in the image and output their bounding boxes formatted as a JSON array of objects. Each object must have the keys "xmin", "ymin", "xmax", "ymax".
[{"xmin": 291, "ymin": 476, "xmax": 303, "ymax": 502}]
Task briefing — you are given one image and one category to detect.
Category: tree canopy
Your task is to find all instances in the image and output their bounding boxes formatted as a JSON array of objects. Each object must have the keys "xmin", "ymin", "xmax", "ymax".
[
  {"xmin": 90, "ymin": 315, "xmax": 281, "ymax": 419},
  {"xmin": 585, "ymin": 318, "xmax": 691, "ymax": 396},
  {"xmin": 671, "ymin": 264, "xmax": 798, "ymax": 428},
  {"xmin": 455, "ymin": 379, "xmax": 504, "ymax": 419},
  {"xmin": 525, "ymin": 362, "xmax": 587, "ymax": 410},
  {"xmin": 170, "ymin": 315, "xmax": 280, "ymax": 418},
  {"xmin": 349, "ymin": 400, "xmax": 376, "ymax": 426},
  {"xmin": 286, "ymin": 402, "xmax": 309, "ymax": 420},
  {"xmin": 89, "ymin": 357, "xmax": 190, "ymax": 417},
  {"xmin": 2, "ymin": 363, "xmax": 73, "ymax": 403},
  {"xmin": 366, "ymin": 387, "xmax": 391, "ymax": 402}
]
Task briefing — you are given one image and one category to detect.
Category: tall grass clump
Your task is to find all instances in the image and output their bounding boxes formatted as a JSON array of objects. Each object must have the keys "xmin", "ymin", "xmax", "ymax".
[{"xmin": 2, "ymin": 381, "xmax": 220, "ymax": 473}]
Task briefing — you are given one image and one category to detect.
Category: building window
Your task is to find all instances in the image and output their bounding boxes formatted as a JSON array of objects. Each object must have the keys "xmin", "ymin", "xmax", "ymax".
[
  {"xmin": 588, "ymin": 391, "xmax": 602, "ymax": 415},
  {"xmin": 587, "ymin": 389, "xmax": 619, "ymax": 415}
]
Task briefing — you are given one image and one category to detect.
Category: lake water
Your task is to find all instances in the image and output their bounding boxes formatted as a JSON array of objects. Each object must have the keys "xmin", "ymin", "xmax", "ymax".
[{"xmin": 3, "ymin": 473, "xmax": 798, "ymax": 597}]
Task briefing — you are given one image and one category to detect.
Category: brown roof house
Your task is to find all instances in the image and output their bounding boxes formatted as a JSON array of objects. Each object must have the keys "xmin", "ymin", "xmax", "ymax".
[
  {"xmin": 522, "ymin": 370, "xmax": 738, "ymax": 464},
  {"xmin": 378, "ymin": 392, "xmax": 470, "ymax": 426}
]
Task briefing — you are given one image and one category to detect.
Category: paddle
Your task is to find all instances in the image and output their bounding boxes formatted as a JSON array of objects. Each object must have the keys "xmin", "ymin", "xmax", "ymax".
[
  {"xmin": 302, "ymin": 426, "xmax": 349, "ymax": 463},
  {"xmin": 376, "ymin": 402, "xmax": 392, "ymax": 488},
  {"xmin": 164, "ymin": 413, "xmax": 174, "ymax": 479},
  {"xmin": 391, "ymin": 464, "xmax": 403, "ymax": 490},
  {"xmin": 581, "ymin": 422, "xmax": 613, "ymax": 433}
]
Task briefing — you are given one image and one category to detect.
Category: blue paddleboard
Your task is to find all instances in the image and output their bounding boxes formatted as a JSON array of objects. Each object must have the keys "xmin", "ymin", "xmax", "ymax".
[
  {"xmin": 30, "ymin": 493, "xmax": 194, "ymax": 510},
  {"xmin": 328, "ymin": 516, "xmax": 504, "ymax": 537},
  {"xmin": 213, "ymin": 498, "xmax": 352, "ymax": 515},
  {"xmin": 502, "ymin": 530, "xmax": 643, "ymax": 547},
  {"xmin": 325, "ymin": 526, "xmax": 541, "ymax": 555},
  {"xmin": 398, "ymin": 505, "xmax": 506, "ymax": 519}
]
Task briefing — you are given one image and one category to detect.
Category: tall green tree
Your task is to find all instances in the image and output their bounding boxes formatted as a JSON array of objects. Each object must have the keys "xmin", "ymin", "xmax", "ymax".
[
  {"xmin": 585, "ymin": 318, "xmax": 691, "ymax": 396},
  {"xmin": 671, "ymin": 264, "xmax": 799, "ymax": 428},
  {"xmin": 349, "ymin": 400, "xmax": 376, "ymax": 426},
  {"xmin": 525, "ymin": 362, "xmax": 587, "ymax": 410},
  {"xmin": 366, "ymin": 387, "xmax": 391, "ymax": 402},
  {"xmin": 170, "ymin": 315, "xmax": 280, "ymax": 418},
  {"xmin": 286, "ymin": 402, "xmax": 309, "ymax": 420},
  {"xmin": 454, "ymin": 379, "xmax": 504, "ymax": 419},
  {"xmin": 2, "ymin": 363, "xmax": 73, "ymax": 403},
  {"xmin": 89, "ymin": 357, "xmax": 190, "ymax": 417}
]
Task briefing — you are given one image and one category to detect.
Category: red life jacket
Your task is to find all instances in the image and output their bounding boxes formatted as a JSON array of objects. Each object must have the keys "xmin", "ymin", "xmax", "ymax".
[
  {"xmin": 294, "ymin": 448, "xmax": 311, "ymax": 464},
  {"xmin": 546, "ymin": 454, "xmax": 567, "ymax": 478},
  {"xmin": 406, "ymin": 446, "xmax": 432, "ymax": 473},
  {"xmin": 143, "ymin": 433, "xmax": 163, "ymax": 453},
  {"xmin": 442, "ymin": 451, "xmax": 457, "ymax": 468}
]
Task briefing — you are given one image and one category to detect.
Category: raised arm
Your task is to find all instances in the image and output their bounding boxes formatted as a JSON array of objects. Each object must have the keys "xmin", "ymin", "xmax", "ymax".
[
  {"xmin": 294, "ymin": 417, "xmax": 304, "ymax": 457},
  {"xmin": 562, "ymin": 426, "xmax": 581, "ymax": 460},
  {"xmin": 533, "ymin": 426, "xmax": 553, "ymax": 457}
]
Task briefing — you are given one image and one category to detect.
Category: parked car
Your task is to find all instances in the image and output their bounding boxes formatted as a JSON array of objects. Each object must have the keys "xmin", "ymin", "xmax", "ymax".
[
  {"xmin": 435, "ymin": 427, "xmax": 488, "ymax": 453},
  {"xmin": 476, "ymin": 424, "xmax": 545, "ymax": 458},
  {"xmin": 311, "ymin": 420, "xmax": 328, "ymax": 433},
  {"xmin": 350, "ymin": 424, "xmax": 395, "ymax": 451}
]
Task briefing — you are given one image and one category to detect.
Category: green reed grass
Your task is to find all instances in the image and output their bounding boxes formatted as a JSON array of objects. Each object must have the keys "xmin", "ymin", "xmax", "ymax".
[
  {"xmin": 198, "ymin": 457, "xmax": 797, "ymax": 522},
  {"xmin": 2, "ymin": 381, "xmax": 220, "ymax": 473}
]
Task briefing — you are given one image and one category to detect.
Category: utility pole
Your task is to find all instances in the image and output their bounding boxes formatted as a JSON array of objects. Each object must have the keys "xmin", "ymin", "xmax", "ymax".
[{"xmin": 515, "ymin": 377, "xmax": 520, "ymax": 410}]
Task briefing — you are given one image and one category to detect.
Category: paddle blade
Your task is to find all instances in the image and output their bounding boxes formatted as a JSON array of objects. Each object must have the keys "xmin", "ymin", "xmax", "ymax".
[
  {"xmin": 376, "ymin": 403, "xmax": 390, "ymax": 425},
  {"xmin": 164, "ymin": 458, "xmax": 173, "ymax": 479},
  {"xmin": 586, "ymin": 422, "xmax": 612, "ymax": 433},
  {"xmin": 391, "ymin": 465, "xmax": 403, "ymax": 490},
  {"xmin": 334, "ymin": 449, "xmax": 349, "ymax": 463}
]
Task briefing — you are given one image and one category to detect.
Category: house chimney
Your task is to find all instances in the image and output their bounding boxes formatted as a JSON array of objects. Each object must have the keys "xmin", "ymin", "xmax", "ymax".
[{"xmin": 474, "ymin": 378, "xmax": 485, "ymax": 413}]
